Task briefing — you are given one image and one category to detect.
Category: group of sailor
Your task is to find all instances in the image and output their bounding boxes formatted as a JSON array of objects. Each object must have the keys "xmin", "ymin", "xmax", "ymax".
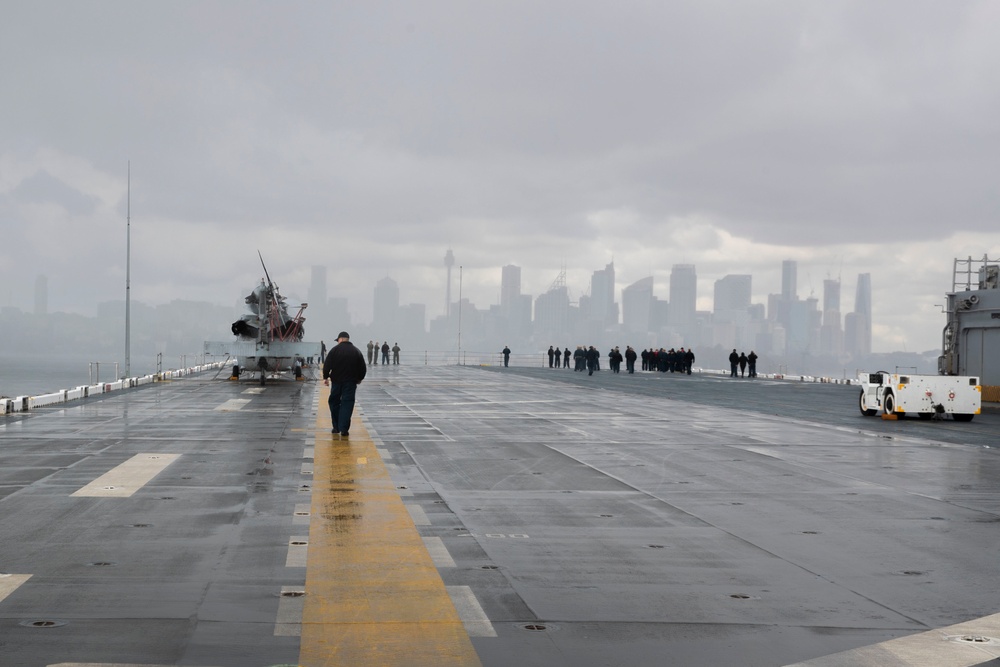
[{"xmin": 541, "ymin": 345, "xmax": 696, "ymax": 376}]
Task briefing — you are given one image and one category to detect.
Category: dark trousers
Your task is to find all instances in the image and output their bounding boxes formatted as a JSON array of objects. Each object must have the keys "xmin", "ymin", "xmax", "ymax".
[
  {"xmin": 730, "ymin": 363, "xmax": 737, "ymax": 377},
  {"xmin": 328, "ymin": 381, "xmax": 358, "ymax": 434}
]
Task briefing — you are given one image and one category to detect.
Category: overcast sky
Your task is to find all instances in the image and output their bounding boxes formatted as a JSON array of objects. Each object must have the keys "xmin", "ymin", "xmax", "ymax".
[{"xmin": 3, "ymin": 1, "xmax": 998, "ymax": 353}]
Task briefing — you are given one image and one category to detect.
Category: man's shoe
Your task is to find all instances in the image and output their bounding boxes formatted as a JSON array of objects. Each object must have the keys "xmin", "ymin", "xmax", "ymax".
[{"xmin": 340, "ymin": 431, "xmax": 349, "ymax": 437}]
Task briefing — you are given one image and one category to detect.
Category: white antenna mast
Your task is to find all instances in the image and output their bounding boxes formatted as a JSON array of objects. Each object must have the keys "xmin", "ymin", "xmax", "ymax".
[{"xmin": 125, "ymin": 161, "xmax": 131, "ymax": 378}]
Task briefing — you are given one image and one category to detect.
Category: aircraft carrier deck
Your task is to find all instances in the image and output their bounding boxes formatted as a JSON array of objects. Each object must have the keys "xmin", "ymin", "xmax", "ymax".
[{"xmin": 1, "ymin": 364, "xmax": 998, "ymax": 667}]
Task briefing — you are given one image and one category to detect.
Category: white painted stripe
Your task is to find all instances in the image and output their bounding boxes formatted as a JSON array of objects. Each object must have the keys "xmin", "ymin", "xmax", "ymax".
[
  {"xmin": 293, "ymin": 503, "xmax": 311, "ymax": 526},
  {"xmin": 446, "ymin": 585, "xmax": 496, "ymax": 637},
  {"xmin": 406, "ymin": 504, "xmax": 430, "ymax": 526},
  {"xmin": 214, "ymin": 398, "xmax": 251, "ymax": 411},
  {"xmin": 784, "ymin": 611, "xmax": 1000, "ymax": 666},
  {"xmin": 300, "ymin": 462, "xmax": 313, "ymax": 475},
  {"xmin": 71, "ymin": 454, "xmax": 180, "ymax": 498},
  {"xmin": 376, "ymin": 447, "xmax": 390, "ymax": 459},
  {"xmin": 242, "ymin": 387, "xmax": 265, "ymax": 395},
  {"xmin": 286, "ymin": 535, "xmax": 309, "ymax": 568},
  {"xmin": 0, "ymin": 573, "xmax": 31, "ymax": 603},
  {"xmin": 274, "ymin": 585, "xmax": 305, "ymax": 637},
  {"xmin": 47, "ymin": 663, "xmax": 188, "ymax": 666},
  {"xmin": 422, "ymin": 537, "xmax": 456, "ymax": 568},
  {"xmin": 302, "ymin": 446, "xmax": 314, "ymax": 459},
  {"xmin": 46, "ymin": 662, "xmax": 186, "ymax": 667}
]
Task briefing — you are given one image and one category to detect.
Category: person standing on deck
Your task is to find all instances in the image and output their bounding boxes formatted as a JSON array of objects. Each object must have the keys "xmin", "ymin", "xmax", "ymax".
[
  {"xmin": 381, "ymin": 341, "xmax": 390, "ymax": 365},
  {"xmin": 625, "ymin": 346, "xmax": 637, "ymax": 374},
  {"xmin": 366, "ymin": 340, "xmax": 374, "ymax": 365},
  {"xmin": 502, "ymin": 346, "xmax": 511, "ymax": 367},
  {"xmin": 392, "ymin": 343, "xmax": 400, "ymax": 364},
  {"xmin": 323, "ymin": 331, "xmax": 367, "ymax": 437}
]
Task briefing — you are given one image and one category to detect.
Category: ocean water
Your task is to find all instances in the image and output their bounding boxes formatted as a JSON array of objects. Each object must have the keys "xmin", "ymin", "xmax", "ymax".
[{"xmin": 0, "ymin": 353, "xmax": 160, "ymax": 398}]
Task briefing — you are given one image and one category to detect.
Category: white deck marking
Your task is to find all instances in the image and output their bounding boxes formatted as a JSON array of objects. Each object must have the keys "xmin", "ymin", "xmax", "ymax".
[
  {"xmin": 446, "ymin": 585, "xmax": 496, "ymax": 637},
  {"xmin": 274, "ymin": 585, "xmax": 305, "ymax": 637},
  {"xmin": 422, "ymin": 537, "xmax": 456, "ymax": 568},
  {"xmin": 293, "ymin": 503, "xmax": 311, "ymax": 526},
  {"xmin": 286, "ymin": 535, "xmax": 309, "ymax": 568},
  {"xmin": 242, "ymin": 387, "xmax": 265, "ymax": 395},
  {"xmin": 784, "ymin": 611, "xmax": 1000, "ymax": 666},
  {"xmin": 71, "ymin": 454, "xmax": 180, "ymax": 498},
  {"xmin": 214, "ymin": 398, "xmax": 251, "ymax": 411},
  {"xmin": 0, "ymin": 573, "xmax": 32, "ymax": 603},
  {"xmin": 47, "ymin": 663, "xmax": 191, "ymax": 666},
  {"xmin": 405, "ymin": 504, "xmax": 430, "ymax": 526},
  {"xmin": 47, "ymin": 664, "xmax": 192, "ymax": 666}
]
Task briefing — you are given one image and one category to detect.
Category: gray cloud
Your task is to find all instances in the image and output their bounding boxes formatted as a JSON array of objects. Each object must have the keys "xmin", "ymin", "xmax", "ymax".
[{"xmin": 2, "ymin": 1, "xmax": 998, "ymax": 353}]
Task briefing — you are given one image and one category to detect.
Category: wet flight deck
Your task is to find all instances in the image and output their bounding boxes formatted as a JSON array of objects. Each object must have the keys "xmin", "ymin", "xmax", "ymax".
[{"xmin": 0, "ymin": 364, "xmax": 998, "ymax": 666}]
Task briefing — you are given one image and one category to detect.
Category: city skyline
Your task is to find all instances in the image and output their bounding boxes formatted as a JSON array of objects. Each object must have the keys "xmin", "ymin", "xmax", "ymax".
[
  {"xmin": 302, "ymin": 256, "xmax": 880, "ymax": 358},
  {"xmin": 11, "ymin": 257, "xmax": 896, "ymax": 357}
]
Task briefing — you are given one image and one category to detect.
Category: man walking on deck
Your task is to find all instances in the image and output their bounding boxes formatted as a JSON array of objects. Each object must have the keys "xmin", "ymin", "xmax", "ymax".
[{"xmin": 323, "ymin": 331, "xmax": 367, "ymax": 437}]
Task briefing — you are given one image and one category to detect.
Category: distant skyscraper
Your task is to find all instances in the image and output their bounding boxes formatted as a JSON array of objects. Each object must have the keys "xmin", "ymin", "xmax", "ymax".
[
  {"xmin": 822, "ymin": 278, "xmax": 841, "ymax": 322},
  {"xmin": 820, "ymin": 278, "xmax": 843, "ymax": 356},
  {"xmin": 668, "ymin": 264, "xmax": 697, "ymax": 330},
  {"xmin": 534, "ymin": 285, "xmax": 570, "ymax": 338},
  {"xmin": 34, "ymin": 274, "xmax": 48, "ymax": 315},
  {"xmin": 501, "ymin": 265, "xmax": 521, "ymax": 314},
  {"xmin": 373, "ymin": 276, "xmax": 400, "ymax": 331},
  {"xmin": 851, "ymin": 273, "xmax": 872, "ymax": 357},
  {"xmin": 713, "ymin": 274, "xmax": 752, "ymax": 349},
  {"xmin": 622, "ymin": 276, "xmax": 654, "ymax": 335},
  {"xmin": 782, "ymin": 260, "xmax": 798, "ymax": 301},
  {"xmin": 589, "ymin": 261, "xmax": 617, "ymax": 326},
  {"xmin": 713, "ymin": 275, "xmax": 751, "ymax": 314},
  {"xmin": 787, "ymin": 297, "xmax": 820, "ymax": 353},
  {"xmin": 306, "ymin": 265, "xmax": 332, "ymax": 336}
]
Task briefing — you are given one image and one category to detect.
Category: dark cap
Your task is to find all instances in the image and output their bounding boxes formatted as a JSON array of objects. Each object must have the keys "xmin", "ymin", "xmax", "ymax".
[{"xmin": 337, "ymin": 331, "xmax": 350, "ymax": 340}]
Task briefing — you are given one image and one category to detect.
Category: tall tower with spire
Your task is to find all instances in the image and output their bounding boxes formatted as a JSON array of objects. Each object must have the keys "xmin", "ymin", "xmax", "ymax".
[{"xmin": 444, "ymin": 249, "xmax": 455, "ymax": 317}]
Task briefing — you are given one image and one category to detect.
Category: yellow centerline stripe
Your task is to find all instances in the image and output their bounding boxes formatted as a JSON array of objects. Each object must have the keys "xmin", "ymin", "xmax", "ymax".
[{"xmin": 300, "ymin": 384, "xmax": 482, "ymax": 667}]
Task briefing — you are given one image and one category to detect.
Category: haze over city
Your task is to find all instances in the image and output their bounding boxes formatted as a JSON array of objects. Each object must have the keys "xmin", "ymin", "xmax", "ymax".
[{"xmin": 3, "ymin": 2, "xmax": 999, "ymax": 357}]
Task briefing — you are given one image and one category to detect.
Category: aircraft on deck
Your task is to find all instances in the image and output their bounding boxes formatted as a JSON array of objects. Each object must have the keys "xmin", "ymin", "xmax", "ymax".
[{"xmin": 204, "ymin": 253, "xmax": 322, "ymax": 385}]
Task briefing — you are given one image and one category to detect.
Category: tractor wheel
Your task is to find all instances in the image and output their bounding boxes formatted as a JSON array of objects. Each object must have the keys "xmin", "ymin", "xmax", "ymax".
[
  {"xmin": 859, "ymin": 390, "xmax": 876, "ymax": 416},
  {"xmin": 884, "ymin": 391, "xmax": 896, "ymax": 416}
]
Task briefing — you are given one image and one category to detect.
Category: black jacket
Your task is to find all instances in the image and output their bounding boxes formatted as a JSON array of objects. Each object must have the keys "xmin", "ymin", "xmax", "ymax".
[{"xmin": 323, "ymin": 341, "xmax": 368, "ymax": 384}]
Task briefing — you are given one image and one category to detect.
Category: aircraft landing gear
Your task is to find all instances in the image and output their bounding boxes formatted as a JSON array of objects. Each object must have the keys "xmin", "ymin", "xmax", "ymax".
[{"xmin": 257, "ymin": 359, "xmax": 269, "ymax": 387}]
